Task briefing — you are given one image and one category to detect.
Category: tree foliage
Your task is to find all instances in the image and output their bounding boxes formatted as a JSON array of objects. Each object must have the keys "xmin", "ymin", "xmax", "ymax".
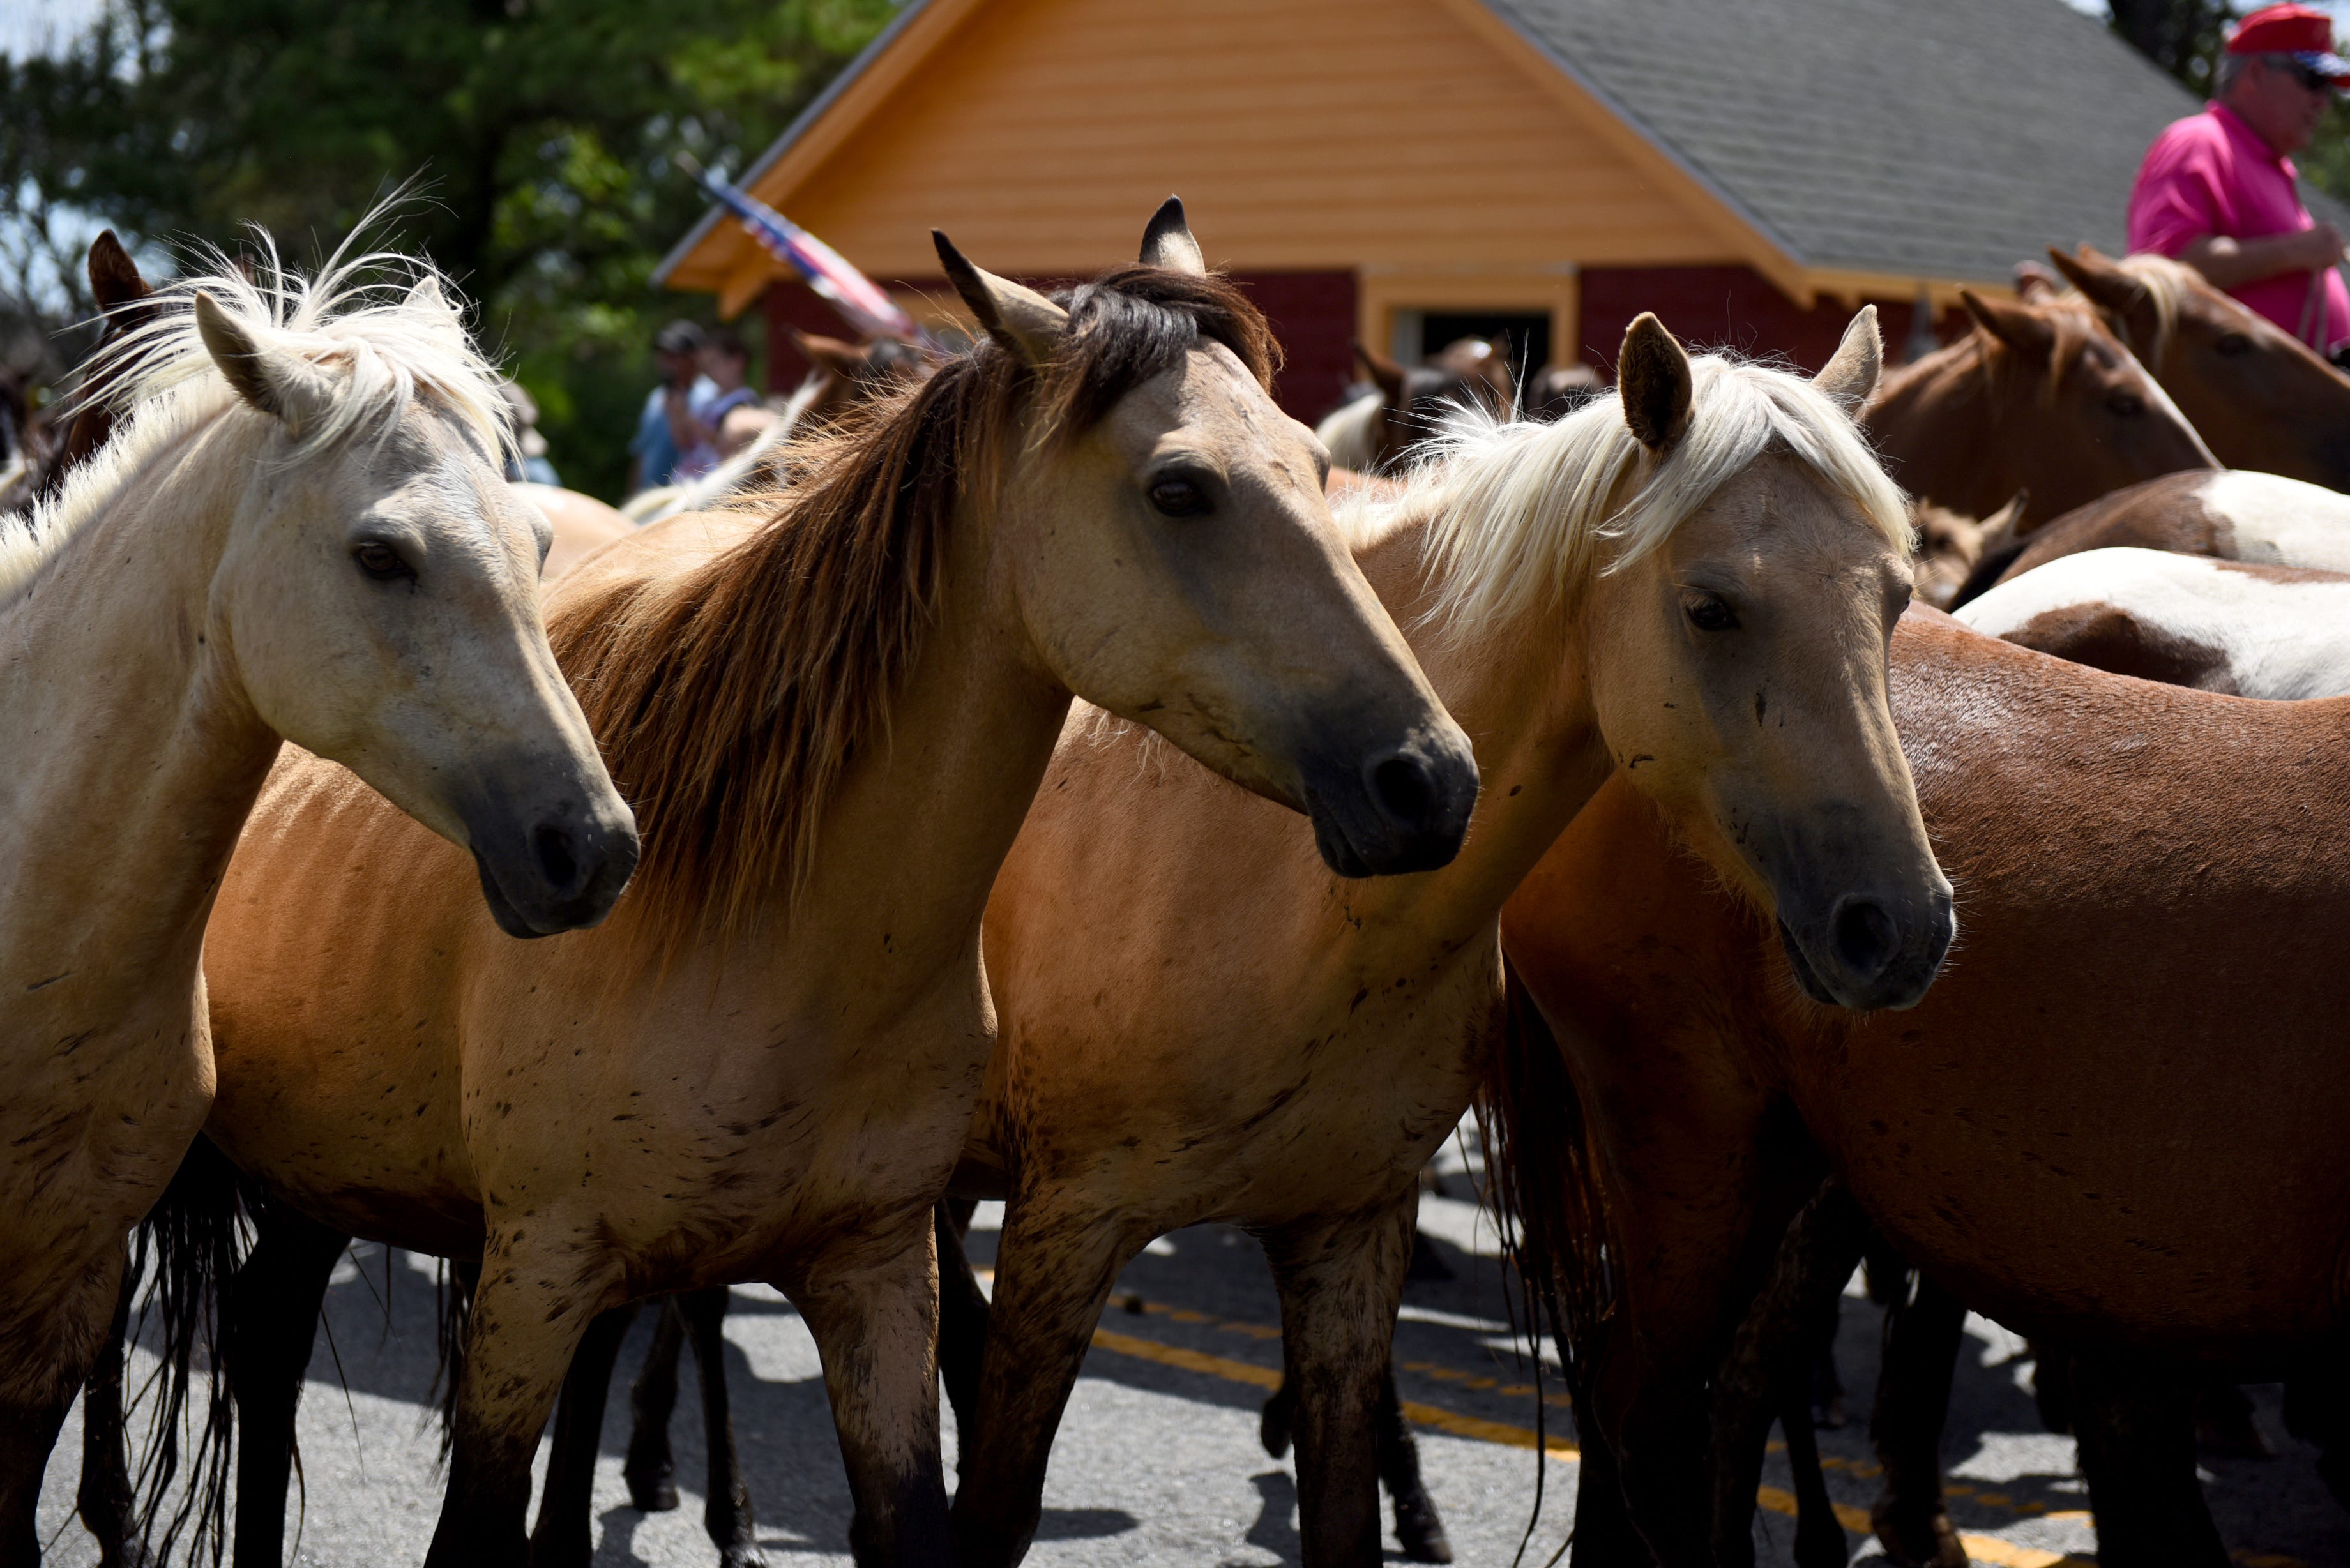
[{"xmin": 0, "ymin": 0, "xmax": 896, "ymax": 499}]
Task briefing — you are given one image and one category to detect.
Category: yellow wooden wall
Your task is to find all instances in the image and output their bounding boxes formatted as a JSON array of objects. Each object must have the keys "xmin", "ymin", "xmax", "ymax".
[{"xmin": 683, "ymin": 0, "xmax": 1743, "ymax": 298}]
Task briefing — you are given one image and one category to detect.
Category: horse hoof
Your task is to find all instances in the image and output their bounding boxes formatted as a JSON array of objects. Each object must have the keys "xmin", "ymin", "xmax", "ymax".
[
  {"xmin": 627, "ymin": 1473, "xmax": 681, "ymax": 1512},
  {"xmin": 1395, "ymin": 1509, "xmax": 1453, "ymax": 1564},
  {"xmin": 720, "ymin": 1546, "xmax": 769, "ymax": 1568},
  {"xmin": 1872, "ymin": 1498, "xmax": 1966, "ymax": 1568},
  {"xmin": 1259, "ymin": 1394, "xmax": 1292, "ymax": 1459}
]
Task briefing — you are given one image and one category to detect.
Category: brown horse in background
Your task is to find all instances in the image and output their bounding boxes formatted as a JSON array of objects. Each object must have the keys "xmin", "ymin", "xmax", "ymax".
[
  {"xmin": 1494, "ymin": 608, "xmax": 2350, "ymax": 1568},
  {"xmin": 1862, "ymin": 289, "xmax": 2215, "ymax": 522},
  {"xmin": 2038, "ymin": 246, "xmax": 2350, "ymax": 490},
  {"xmin": 1315, "ymin": 338, "xmax": 1517, "ymax": 473}
]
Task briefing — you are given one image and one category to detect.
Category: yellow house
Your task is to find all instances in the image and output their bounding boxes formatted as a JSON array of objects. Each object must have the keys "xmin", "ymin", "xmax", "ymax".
[{"xmin": 657, "ymin": 0, "xmax": 2213, "ymax": 418}]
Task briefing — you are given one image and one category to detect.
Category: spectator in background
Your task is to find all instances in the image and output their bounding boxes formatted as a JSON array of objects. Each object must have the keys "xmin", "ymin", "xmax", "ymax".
[
  {"xmin": 499, "ymin": 381, "xmax": 561, "ymax": 488},
  {"xmin": 672, "ymin": 327, "xmax": 767, "ymax": 475},
  {"xmin": 2128, "ymin": 3, "xmax": 2350, "ymax": 355},
  {"xmin": 628, "ymin": 320, "xmax": 715, "ymax": 495}
]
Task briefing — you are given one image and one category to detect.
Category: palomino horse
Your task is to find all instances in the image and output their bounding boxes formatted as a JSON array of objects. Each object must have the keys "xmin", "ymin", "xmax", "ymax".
[
  {"xmin": 1315, "ymin": 338, "xmax": 1518, "ymax": 474},
  {"xmin": 1955, "ymin": 467, "xmax": 2350, "ymax": 603},
  {"xmin": 0, "ymin": 234, "xmax": 635, "ymax": 1561},
  {"xmin": 1862, "ymin": 288, "xmax": 2215, "ymax": 522},
  {"xmin": 1494, "ymin": 607, "xmax": 2350, "ymax": 1568},
  {"xmin": 518, "ymin": 482, "xmax": 634, "ymax": 581},
  {"xmin": 158, "ymin": 203, "xmax": 1478, "ymax": 1568},
  {"xmin": 2038, "ymin": 246, "xmax": 2350, "ymax": 490},
  {"xmin": 945, "ymin": 309, "xmax": 1950, "ymax": 1568}
]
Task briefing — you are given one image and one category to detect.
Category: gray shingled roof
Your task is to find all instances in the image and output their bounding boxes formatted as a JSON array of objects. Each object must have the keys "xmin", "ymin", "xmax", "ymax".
[{"xmin": 1485, "ymin": 0, "xmax": 2348, "ymax": 285}]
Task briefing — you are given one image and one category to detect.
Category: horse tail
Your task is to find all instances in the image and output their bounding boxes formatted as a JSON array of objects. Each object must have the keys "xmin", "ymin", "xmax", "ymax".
[
  {"xmin": 432, "ymin": 1256, "xmax": 478, "ymax": 1458},
  {"xmin": 1478, "ymin": 959, "xmax": 1616, "ymax": 1403},
  {"xmin": 135, "ymin": 1133, "xmax": 259, "ymax": 1567}
]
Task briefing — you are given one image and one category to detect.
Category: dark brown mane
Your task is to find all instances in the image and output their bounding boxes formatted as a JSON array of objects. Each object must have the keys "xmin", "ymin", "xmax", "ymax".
[{"xmin": 550, "ymin": 264, "xmax": 1277, "ymax": 956}]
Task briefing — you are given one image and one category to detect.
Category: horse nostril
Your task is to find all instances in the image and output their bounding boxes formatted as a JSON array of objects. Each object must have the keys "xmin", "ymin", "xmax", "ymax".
[
  {"xmin": 1370, "ymin": 754, "xmax": 1437, "ymax": 829},
  {"xmin": 533, "ymin": 824, "xmax": 579, "ymax": 891},
  {"xmin": 1831, "ymin": 896, "xmax": 1897, "ymax": 979}
]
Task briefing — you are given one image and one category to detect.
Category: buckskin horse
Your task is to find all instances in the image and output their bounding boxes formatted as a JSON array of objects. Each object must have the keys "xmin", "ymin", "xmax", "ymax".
[
  {"xmin": 944, "ymin": 308, "xmax": 1951, "ymax": 1568},
  {"xmin": 0, "ymin": 227, "xmax": 637, "ymax": 1564},
  {"xmin": 1494, "ymin": 605, "xmax": 2350, "ymax": 1568},
  {"xmin": 150, "ymin": 202, "xmax": 1477, "ymax": 1568}
]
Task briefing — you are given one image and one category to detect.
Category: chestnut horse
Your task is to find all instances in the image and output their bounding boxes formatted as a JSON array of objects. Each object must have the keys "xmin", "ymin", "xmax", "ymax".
[
  {"xmin": 1955, "ymin": 467, "xmax": 2350, "ymax": 603},
  {"xmin": 2040, "ymin": 246, "xmax": 2350, "ymax": 490},
  {"xmin": 948, "ymin": 309, "xmax": 1950, "ymax": 1568},
  {"xmin": 0, "ymin": 232, "xmax": 635, "ymax": 1562},
  {"xmin": 1862, "ymin": 289, "xmax": 2215, "ymax": 522},
  {"xmin": 157, "ymin": 204, "xmax": 1477, "ymax": 1568},
  {"xmin": 1494, "ymin": 607, "xmax": 2350, "ymax": 1568}
]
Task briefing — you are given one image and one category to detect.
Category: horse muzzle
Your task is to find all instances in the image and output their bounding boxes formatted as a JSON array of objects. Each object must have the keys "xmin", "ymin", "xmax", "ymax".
[
  {"xmin": 1777, "ymin": 880, "xmax": 1954, "ymax": 1012},
  {"xmin": 465, "ymin": 783, "xmax": 640, "ymax": 938},
  {"xmin": 1299, "ymin": 726, "xmax": 1480, "ymax": 878}
]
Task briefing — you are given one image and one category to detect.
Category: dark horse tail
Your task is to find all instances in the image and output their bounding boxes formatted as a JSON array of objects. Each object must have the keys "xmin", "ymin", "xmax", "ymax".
[
  {"xmin": 135, "ymin": 1133, "xmax": 261, "ymax": 1567},
  {"xmin": 1478, "ymin": 960, "xmax": 1618, "ymax": 1415}
]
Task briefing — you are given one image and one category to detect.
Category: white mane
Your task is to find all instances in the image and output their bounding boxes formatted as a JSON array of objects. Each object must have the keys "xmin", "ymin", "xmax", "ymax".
[
  {"xmin": 1, "ymin": 222, "xmax": 512, "ymax": 603},
  {"xmin": 1349, "ymin": 352, "xmax": 1911, "ymax": 641}
]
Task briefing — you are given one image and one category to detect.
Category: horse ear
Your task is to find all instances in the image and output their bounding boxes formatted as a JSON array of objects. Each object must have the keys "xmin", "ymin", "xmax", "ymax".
[
  {"xmin": 2013, "ymin": 260, "xmax": 2063, "ymax": 304},
  {"xmin": 2046, "ymin": 246, "xmax": 2153, "ymax": 328},
  {"xmin": 1980, "ymin": 488, "xmax": 2030, "ymax": 547},
  {"xmin": 407, "ymin": 273, "xmax": 448, "ymax": 313},
  {"xmin": 790, "ymin": 328, "xmax": 870, "ymax": 379},
  {"xmin": 1139, "ymin": 196, "xmax": 1207, "ymax": 275},
  {"xmin": 87, "ymin": 230, "xmax": 153, "ymax": 314},
  {"xmin": 194, "ymin": 290, "xmax": 333, "ymax": 433},
  {"xmin": 1960, "ymin": 290, "xmax": 2056, "ymax": 361},
  {"xmin": 1813, "ymin": 305, "xmax": 1881, "ymax": 412},
  {"xmin": 1618, "ymin": 312, "xmax": 1693, "ymax": 451},
  {"xmin": 933, "ymin": 230, "xmax": 1066, "ymax": 368},
  {"xmin": 1353, "ymin": 340, "xmax": 1408, "ymax": 405}
]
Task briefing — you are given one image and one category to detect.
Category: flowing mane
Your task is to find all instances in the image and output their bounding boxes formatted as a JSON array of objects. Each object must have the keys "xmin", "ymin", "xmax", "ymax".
[
  {"xmin": 549, "ymin": 264, "xmax": 1278, "ymax": 954},
  {"xmin": 1349, "ymin": 353, "xmax": 1909, "ymax": 640},
  {"xmin": 0, "ymin": 225, "xmax": 510, "ymax": 603}
]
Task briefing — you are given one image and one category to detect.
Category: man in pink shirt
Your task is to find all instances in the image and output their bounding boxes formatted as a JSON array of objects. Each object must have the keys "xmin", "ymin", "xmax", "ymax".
[{"xmin": 2128, "ymin": 3, "xmax": 2350, "ymax": 354}]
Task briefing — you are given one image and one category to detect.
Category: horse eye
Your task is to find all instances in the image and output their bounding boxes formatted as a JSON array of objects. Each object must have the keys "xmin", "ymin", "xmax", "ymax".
[
  {"xmin": 2107, "ymin": 391, "xmax": 2145, "ymax": 417},
  {"xmin": 2215, "ymin": 332, "xmax": 2254, "ymax": 356},
  {"xmin": 1684, "ymin": 593, "xmax": 1738, "ymax": 632},
  {"xmin": 1149, "ymin": 478, "xmax": 1210, "ymax": 518},
  {"xmin": 353, "ymin": 541, "xmax": 413, "ymax": 582}
]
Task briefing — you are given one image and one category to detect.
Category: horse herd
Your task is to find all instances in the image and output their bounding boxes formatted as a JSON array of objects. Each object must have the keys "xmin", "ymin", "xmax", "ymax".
[{"xmin": 3, "ymin": 194, "xmax": 2349, "ymax": 1568}]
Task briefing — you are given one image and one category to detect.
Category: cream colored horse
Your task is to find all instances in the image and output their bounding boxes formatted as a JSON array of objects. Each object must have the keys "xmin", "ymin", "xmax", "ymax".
[
  {"xmin": 951, "ymin": 310, "xmax": 1953, "ymax": 1567},
  {"xmin": 0, "ymin": 238, "xmax": 635, "ymax": 1557},
  {"xmin": 169, "ymin": 202, "xmax": 1476, "ymax": 1568}
]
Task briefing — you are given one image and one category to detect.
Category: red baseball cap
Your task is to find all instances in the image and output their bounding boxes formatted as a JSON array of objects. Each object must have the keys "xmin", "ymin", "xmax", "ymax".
[{"xmin": 2228, "ymin": 3, "xmax": 2350, "ymax": 83}]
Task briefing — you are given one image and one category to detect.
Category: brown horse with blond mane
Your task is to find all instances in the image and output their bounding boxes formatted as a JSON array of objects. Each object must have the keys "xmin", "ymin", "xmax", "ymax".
[
  {"xmin": 945, "ymin": 306, "xmax": 1952, "ymax": 1568},
  {"xmin": 152, "ymin": 202, "xmax": 1476, "ymax": 1568},
  {"xmin": 1493, "ymin": 606, "xmax": 2350, "ymax": 1568}
]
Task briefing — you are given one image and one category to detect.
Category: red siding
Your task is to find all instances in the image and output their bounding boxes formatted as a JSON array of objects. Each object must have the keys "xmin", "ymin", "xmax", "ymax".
[{"xmin": 1579, "ymin": 266, "xmax": 1966, "ymax": 374}]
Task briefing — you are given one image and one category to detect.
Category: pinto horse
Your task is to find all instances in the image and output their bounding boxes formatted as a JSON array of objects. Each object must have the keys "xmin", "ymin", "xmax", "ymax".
[
  {"xmin": 1315, "ymin": 338, "xmax": 1517, "ymax": 474},
  {"xmin": 1494, "ymin": 607, "xmax": 2350, "ymax": 1568},
  {"xmin": 0, "ymin": 229, "xmax": 636, "ymax": 1562},
  {"xmin": 941, "ymin": 309, "xmax": 1951, "ymax": 1568},
  {"xmin": 155, "ymin": 203, "xmax": 1478, "ymax": 1568},
  {"xmin": 1863, "ymin": 288, "xmax": 2215, "ymax": 523}
]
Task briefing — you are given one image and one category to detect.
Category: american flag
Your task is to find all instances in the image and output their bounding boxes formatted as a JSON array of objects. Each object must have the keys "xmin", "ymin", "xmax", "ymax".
[{"xmin": 683, "ymin": 157, "xmax": 932, "ymax": 348}]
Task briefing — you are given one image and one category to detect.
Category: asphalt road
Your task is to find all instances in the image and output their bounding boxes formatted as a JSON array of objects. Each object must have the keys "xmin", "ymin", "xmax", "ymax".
[{"xmin": 33, "ymin": 1136, "xmax": 2350, "ymax": 1566}]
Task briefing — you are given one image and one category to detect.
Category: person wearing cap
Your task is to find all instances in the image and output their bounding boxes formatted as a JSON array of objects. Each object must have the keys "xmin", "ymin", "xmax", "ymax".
[
  {"xmin": 2127, "ymin": 2, "xmax": 2350, "ymax": 355},
  {"xmin": 627, "ymin": 319, "xmax": 718, "ymax": 495}
]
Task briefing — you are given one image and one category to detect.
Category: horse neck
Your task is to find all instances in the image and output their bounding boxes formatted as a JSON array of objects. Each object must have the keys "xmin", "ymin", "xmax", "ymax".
[
  {"xmin": 723, "ymin": 491, "xmax": 1073, "ymax": 1000},
  {"xmin": 1865, "ymin": 344, "xmax": 2020, "ymax": 516},
  {"xmin": 1351, "ymin": 508, "xmax": 1612, "ymax": 935},
  {"xmin": 0, "ymin": 409, "xmax": 280, "ymax": 1009}
]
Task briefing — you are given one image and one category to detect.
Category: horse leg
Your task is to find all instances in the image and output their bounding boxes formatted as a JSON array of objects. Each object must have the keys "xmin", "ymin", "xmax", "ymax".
[
  {"xmin": 935, "ymin": 1200, "xmax": 989, "ymax": 1432},
  {"xmin": 625, "ymin": 1298, "xmax": 686, "ymax": 1511},
  {"xmin": 949, "ymin": 1198, "xmax": 1139, "ymax": 1568},
  {"xmin": 225, "ymin": 1204, "xmax": 350, "ymax": 1568},
  {"xmin": 526, "ymin": 1300, "xmax": 639, "ymax": 1568},
  {"xmin": 424, "ymin": 1231, "xmax": 616, "ymax": 1568},
  {"xmin": 1562, "ymin": 1413, "xmax": 1649, "ymax": 1568},
  {"xmin": 2068, "ymin": 1350, "xmax": 2227, "ymax": 1568},
  {"xmin": 787, "ymin": 1217, "xmax": 951, "ymax": 1568},
  {"xmin": 0, "ymin": 1388, "xmax": 73, "ymax": 1568},
  {"xmin": 1867, "ymin": 1276, "xmax": 1967, "ymax": 1568},
  {"xmin": 679, "ymin": 1287, "xmax": 764, "ymax": 1568},
  {"xmin": 77, "ymin": 1243, "xmax": 149, "ymax": 1568},
  {"xmin": 1374, "ymin": 1366, "xmax": 1452, "ymax": 1563},
  {"xmin": 1261, "ymin": 1195, "xmax": 1414, "ymax": 1567}
]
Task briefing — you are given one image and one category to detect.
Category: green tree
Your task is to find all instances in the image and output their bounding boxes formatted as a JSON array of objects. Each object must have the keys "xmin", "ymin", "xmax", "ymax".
[{"xmin": 0, "ymin": 0, "xmax": 895, "ymax": 499}]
